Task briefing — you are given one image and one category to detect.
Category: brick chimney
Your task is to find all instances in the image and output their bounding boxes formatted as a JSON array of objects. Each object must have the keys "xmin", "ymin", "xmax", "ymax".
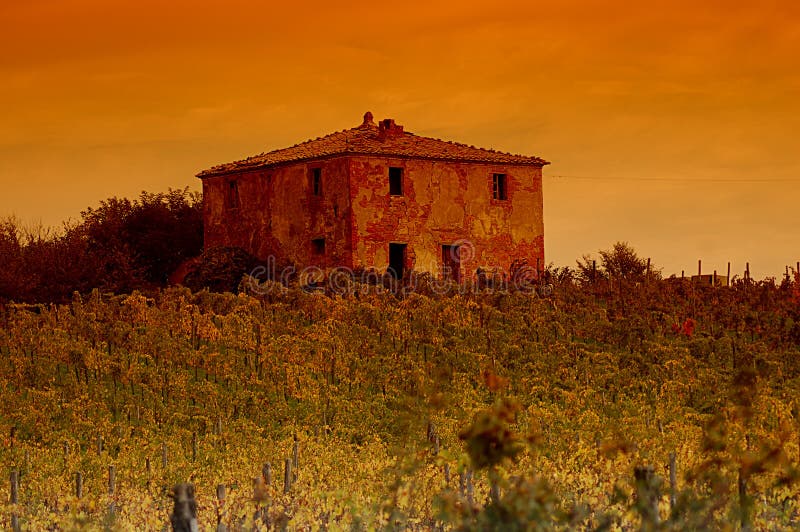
[
  {"xmin": 362, "ymin": 111, "xmax": 375, "ymax": 127},
  {"xmin": 378, "ymin": 118, "xmax": 404, "ymax": 139}
]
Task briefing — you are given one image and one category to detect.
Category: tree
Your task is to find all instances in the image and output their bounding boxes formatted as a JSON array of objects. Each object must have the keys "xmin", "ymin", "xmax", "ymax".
[
  {"xmin": 577, "ymin": 241, "xmax": 652, "ymax": 283},
  {"xmin": 0, "ymin": 188, "xmax": 204, "ymax": 303},
  {"xmin": 81, "ymin": 188, "xmax": 203, "ymax": 288}
]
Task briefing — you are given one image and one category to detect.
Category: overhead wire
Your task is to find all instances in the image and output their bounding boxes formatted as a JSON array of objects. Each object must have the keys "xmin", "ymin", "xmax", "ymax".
[{"xmin": 546, "ymin": 174, "xmax": 798, "ymax": 183}]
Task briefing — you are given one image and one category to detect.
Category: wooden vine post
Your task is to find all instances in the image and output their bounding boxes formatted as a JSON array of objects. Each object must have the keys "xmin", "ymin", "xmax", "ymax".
[
  {"xmin": 10, "ymin": 470, "xmax": 20, "ymax": 532},
  {"xmin": 262, "ymin": 462, "xmax": 272, "ymax": 487},
  {"xmin": 169, "ymin": 483, "xmax": 198, "ymax": 532},
  {"xmin": 738, "ymin": 466, "xmax": 750, "ymax": 531},
  {"xmin": 283, "ymin": 458, "xmax": 292, "ymax": 494},
  {"xmin": 216, "ymin": 484, "xmax": 227, "ymax": 532},
  {"xmin": 668, "ymin": 452, "xmax": 677, "ymax": 512},
  {"xmin": 108, "ymin": 465, "xmax": 116, "ymax": 517},
  {"xmin": 634, "ymin": 465, "xmax": 660, "ymax": 526}
]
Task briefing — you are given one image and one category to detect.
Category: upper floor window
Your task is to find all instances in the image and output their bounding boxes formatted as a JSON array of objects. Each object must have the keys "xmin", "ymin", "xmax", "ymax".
[
  {"xmin": 311, "ymin": 237, "xmax": 326, "ymax": 255},
  {"xmin": 227, "ymin": 180, "xmax": 240, "ymax": 209},
  {"xmin": 311, "ymin": 168, "xmax": 322, "ymax": 196},
  {"xmin": 492, "ymin": 173, "xmax": 507, "ymax": 201},
  {"xmin": 389, "ymin": 167, "xmax": 404, "ymax": 196}
]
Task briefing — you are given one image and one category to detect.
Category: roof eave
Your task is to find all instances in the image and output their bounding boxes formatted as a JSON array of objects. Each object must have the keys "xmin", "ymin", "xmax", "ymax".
[{"xmin": 197, "ymin": 153, "xmax": 549, "ymax": 178}]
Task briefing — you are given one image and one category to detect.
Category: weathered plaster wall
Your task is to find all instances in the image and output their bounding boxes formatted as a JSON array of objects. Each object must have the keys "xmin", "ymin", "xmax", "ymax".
[
  {"xmin": 202, "ymin": 157, "xmax": 353, "ymax": 268},
  {"xmin": 203, "ymin": 155, "xmax": 544, "ymax": 278},
  {"xmin": 348, "ymin": 157, "xmax": 544, "ymax": 277}
]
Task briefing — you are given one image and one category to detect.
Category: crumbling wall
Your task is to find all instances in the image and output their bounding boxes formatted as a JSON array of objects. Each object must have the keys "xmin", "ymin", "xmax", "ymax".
[
  {"xmin": 202, "ymin": 157, "xmax": 353, "ymax": 269},
  {"xmin": 348, "ymin": 157, "xmax": 544, "ymax": 278}
]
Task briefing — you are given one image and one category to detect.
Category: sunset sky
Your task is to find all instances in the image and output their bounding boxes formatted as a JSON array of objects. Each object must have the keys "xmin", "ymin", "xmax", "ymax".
[{"xmin": 1, "ymin": 0, "xmax": 798, "ymax": 278}]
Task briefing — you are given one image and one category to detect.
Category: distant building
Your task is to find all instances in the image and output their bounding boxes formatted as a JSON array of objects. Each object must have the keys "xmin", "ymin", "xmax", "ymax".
[
  {"xmin": 691, "ymin": 274, "xmax": 728, "ymax": 287},
  {"xmin": 197, "ymin": 112, "xmax": 548, "ymax": 281}
]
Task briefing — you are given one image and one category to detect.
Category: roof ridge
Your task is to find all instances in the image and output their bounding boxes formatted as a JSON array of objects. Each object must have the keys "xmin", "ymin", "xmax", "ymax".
[{"xmin": 197, "ymin": 114, "xmax": 548, "ymax": 177}]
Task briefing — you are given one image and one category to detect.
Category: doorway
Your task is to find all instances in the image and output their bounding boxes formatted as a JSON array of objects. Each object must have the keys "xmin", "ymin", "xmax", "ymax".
[
  {"xmin": 442, "ymin": 244, "xmax": 461, "ymax": 283},
  {"xmin": 388, "ymin": 243, "xmax": 407, "ymax": 280}
]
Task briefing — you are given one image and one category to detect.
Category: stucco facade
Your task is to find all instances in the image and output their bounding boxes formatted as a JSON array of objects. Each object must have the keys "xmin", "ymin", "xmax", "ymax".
[{"xmin": 198, "ymin": 113, "xmax": 547, "ymax": 281}]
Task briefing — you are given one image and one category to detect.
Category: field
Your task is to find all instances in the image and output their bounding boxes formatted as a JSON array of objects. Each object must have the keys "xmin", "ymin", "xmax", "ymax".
[{"xmin": 1, "ymin": 273, "xmax": 799, "ymax": 530}]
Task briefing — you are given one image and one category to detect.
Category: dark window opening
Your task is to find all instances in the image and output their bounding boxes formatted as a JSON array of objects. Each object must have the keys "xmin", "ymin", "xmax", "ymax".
[
  {"xmin": 311, "ymin": 168, "xmax": 322, "ymax": 196},
  {"xmin": 388, "ymin": 243, "xmax": 407, "ymax": 280},
  {"xmin": 389, "ymin": 167, "xmax": 404, "ymax": 196},
  {"xmin": 442, "ymin": 244, "xmax": 462, "ymax": 283},
  {"xmin": 227, "ymin": 180, "xmax": 240, "ymax": 209},
  {"xmin": 492, "ymin": 173, "xmax": 507, "ymax": 200},
  {"xmin": 312, "ymin": 238, "xmax": 326, "ymax": 255}
]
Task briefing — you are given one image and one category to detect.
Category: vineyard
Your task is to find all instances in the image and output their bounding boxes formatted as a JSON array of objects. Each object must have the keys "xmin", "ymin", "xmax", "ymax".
[{"xmin": 1, "ymin": 270, "xmax": 799, "ymax": 530}]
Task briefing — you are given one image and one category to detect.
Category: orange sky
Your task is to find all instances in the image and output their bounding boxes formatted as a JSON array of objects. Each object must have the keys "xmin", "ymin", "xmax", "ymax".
[{"xmin": 1, "ymin": 0, "xmax": 798, "ymax": 278}]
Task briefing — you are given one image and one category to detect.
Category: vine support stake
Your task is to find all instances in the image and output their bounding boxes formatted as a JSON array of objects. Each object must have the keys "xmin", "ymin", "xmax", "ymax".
[
  {"xmin": 108, "ymin": 465, "xmax": 116, "ymax": 517},
  {"xmin": 262, "ymin": 462, "xmax": 272, "ymax": 487},
  {"xmin": 284, "ymin": 458, "xmax": 292, "ymax": 494},
  {"xmin": 75, "ymin": 471, "xmax": 83, "ymax": 499},
  {"xmin": 170, "ymin": 483, "xmax": 198, "ymax": 532},
  {"xmin": 739, "ymin": 467, "xmax": 750, "ymax": 531},
  {"xmin": 466, "ymin": 469, "xmax": 474, "ymax": 506},
  {"xmin": 216, "ymin": 484, "xmax": 227, "ymax": 531},
  {"xmin": 108, "ymin": 465, "xmax": 115, "ymax": 495},
  {"xmin": 10, "ymin": 469, "xmax": 20, "ymax": 532},
  {"xmin": 669, "ymin": 452, "xmax": 677, "ymax": 512},
  {"xmin": 634, "ymin": 466, "xmax": 660, "ymax": 527}
]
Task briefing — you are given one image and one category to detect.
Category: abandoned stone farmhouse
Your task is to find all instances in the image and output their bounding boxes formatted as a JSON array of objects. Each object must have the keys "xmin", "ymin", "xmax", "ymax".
[{"xmin": 197, "ymin": 112, "xmax": 548, "ymax": 281}]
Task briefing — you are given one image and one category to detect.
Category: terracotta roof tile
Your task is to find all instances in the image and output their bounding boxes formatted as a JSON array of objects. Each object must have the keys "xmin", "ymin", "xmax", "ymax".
[{"xmin": 197, "ymin": 114, "xmax": 548, "ymax": 177}]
